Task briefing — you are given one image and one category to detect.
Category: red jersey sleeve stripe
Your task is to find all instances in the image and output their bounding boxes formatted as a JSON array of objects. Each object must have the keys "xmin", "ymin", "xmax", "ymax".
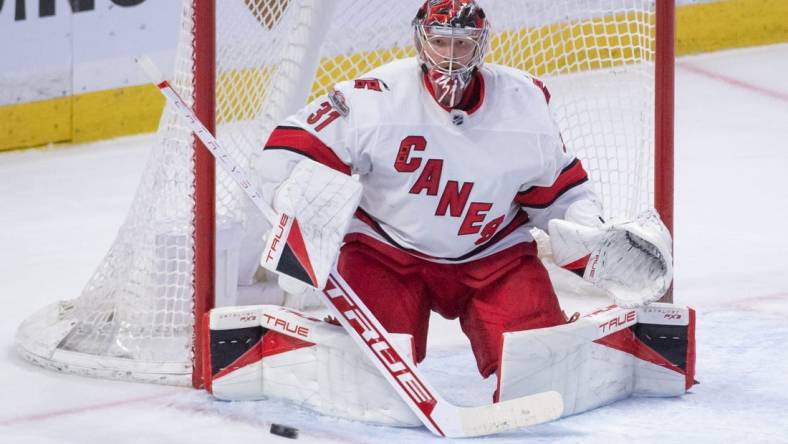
[
  {"xmin": 264, "ymin": 126, "xmax": 351, "ymax": 176},
  {"xmin": 515, "ymin": 158, "xmax": 589, "ymax": 208}
]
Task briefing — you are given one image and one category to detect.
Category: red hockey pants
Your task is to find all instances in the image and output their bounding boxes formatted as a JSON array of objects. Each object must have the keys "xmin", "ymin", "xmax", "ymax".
[{"xmin": 337, "ymin": 236, "xmax": 565, "ymax": 377}]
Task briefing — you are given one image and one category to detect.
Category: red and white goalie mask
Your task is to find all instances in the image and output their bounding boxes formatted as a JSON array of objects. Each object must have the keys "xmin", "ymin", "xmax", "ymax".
[{"xmin": 413, "ymin": 0, "xmax": 490, "ymax": 108}]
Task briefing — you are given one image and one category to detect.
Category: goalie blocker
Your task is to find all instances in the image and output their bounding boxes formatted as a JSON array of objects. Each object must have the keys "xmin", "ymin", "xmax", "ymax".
[{"xmin": 204, "ymin": 303, "xmax": 694, "ymax": 426}]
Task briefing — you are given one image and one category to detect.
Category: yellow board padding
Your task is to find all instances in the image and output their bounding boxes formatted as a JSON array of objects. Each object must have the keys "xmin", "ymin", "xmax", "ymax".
[
  {"xmin": 213, "ymin": 46, "xmax": 418, "ymax": 122},
  {"xmin": 0, "ymin": 97, "xmax": 72, "ymax": 151},
  {"xmin": 0, "ymin": 84, "xmax": 164, "ymax": 152},
  {"xmin": 216, "ymin": 66, "xmax": 276, "ymax": 124},
  {"xmin": 677, "ymin": 0, "xmax": 788, "ymax": 55},
  {"xmin": 310, "ymin": 46, "xmax": 417, "ymax": 100},
  {"xmin": 2, "ymin": 0, "xmax": 787, "ymax": 152},
  {"xmin": 72, "ymin": 84, "xmax": 165, "ymax": 144},
  {"xmin": 485, "ymin": 11, "xmax": 653, "ymax": 78}
]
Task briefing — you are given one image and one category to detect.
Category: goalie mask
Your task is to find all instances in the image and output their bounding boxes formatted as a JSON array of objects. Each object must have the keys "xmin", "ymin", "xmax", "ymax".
[{"xmin": 413, "ymin": 0, "xmax": 490, "ymax": 108}]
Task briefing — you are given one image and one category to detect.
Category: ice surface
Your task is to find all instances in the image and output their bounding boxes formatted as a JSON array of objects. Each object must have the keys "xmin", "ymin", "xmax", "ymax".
[{"xmin": 1, "ymin": 44, "xmax": 787, "ymax": 443}]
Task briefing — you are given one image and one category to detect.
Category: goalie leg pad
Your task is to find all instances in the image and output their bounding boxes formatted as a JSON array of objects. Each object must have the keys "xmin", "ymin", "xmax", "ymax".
[
  {"xmin": 497, "ymin": 303, "xmax": 695, "ymax": 417},
  {"xmin": 203, "ymin": 305, "xmax": 420, "ymax": 427}
]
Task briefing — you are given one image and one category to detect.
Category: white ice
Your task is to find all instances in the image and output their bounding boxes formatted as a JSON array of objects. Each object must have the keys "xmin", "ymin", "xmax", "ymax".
[{"xmin": 1, "ymin": 44, "xmax": 787, "ymax": 443}]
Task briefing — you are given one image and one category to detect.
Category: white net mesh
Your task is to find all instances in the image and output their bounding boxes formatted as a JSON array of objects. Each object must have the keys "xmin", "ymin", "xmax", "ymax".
[{"xmin": 16, "ymin": 0, "xmax": 659, "ymax": 384}]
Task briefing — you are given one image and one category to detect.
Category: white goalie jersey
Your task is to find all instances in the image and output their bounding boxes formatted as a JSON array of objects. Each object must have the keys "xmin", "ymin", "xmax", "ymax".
[{"xmin": 260, "ymin": 57, "xmax": 597, "ymax": 263}]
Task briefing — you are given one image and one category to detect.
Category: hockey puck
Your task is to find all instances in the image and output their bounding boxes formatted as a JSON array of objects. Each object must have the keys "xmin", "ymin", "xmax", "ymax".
[{"xmin": 270, "ymin": 423, "xmax": 299, "ymax": 439}]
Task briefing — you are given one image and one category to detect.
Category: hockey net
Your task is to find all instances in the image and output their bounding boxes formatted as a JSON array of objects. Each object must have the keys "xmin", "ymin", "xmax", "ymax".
[{"xmin": 16, "ymin": 0, "xmax": 672, "ymax": 386}]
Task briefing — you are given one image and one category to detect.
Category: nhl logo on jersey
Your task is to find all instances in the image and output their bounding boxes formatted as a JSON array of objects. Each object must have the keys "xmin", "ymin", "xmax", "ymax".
[{"xmin": 450, "ymin": 109, "xmax": 468, "ymax": 126}]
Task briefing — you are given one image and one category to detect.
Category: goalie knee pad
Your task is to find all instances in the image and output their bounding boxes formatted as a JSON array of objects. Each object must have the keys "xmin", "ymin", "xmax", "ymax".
[{"xmin": 203, "ymin": 305, "xmax": 420, "ymax": 427}]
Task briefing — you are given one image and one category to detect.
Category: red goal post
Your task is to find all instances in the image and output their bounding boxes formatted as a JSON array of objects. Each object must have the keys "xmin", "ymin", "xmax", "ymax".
[{"xmin": 655, "ymin": 0, "xmax": 676, "ymax": 249}]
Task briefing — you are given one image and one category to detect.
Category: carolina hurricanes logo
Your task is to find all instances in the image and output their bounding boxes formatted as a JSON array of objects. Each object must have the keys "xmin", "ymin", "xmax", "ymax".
[
  {"xmin": 392, "ymin": 135, "xmax": 505, "ymax": 244},
  {"xmin": 423, "ymin": 0, "xmax": 484, "ymax": 28}
]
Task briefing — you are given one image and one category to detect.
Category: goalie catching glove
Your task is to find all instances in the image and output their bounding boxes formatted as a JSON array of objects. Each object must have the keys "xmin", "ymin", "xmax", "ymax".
[
  {"xmin": 548, "ymin": 202, "xmax": 673, "ymax": 308},
  {"xmin": 261, "ymin": 158, "xmax": 362, "ymax": 292}
]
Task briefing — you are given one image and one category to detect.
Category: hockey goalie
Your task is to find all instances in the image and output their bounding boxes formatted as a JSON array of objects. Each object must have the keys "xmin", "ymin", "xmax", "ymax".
[{"xmin": 203, "ymin": 0, "xmax": 695, "ymax": 430}]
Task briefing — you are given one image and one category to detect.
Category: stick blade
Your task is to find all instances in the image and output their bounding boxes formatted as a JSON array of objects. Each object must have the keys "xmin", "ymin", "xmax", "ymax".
[{"xmin": 452, "ymin": 390, "xmax": 563, "ymax": 438}]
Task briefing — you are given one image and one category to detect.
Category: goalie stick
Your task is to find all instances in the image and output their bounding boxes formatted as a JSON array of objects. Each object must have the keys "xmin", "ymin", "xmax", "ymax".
[{"xmin": 137, "ymin": 56, "xmax": 563, "ymax": 438}]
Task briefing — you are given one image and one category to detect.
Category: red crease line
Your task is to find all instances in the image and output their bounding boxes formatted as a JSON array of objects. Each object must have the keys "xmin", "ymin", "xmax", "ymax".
[
  {"xmin": 678, "ymin": 62, "xmax": 788, "ymax": 103},
  {"xmin": 0, "ymin": 392, "xmax": 178, "ymax": 427}
]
